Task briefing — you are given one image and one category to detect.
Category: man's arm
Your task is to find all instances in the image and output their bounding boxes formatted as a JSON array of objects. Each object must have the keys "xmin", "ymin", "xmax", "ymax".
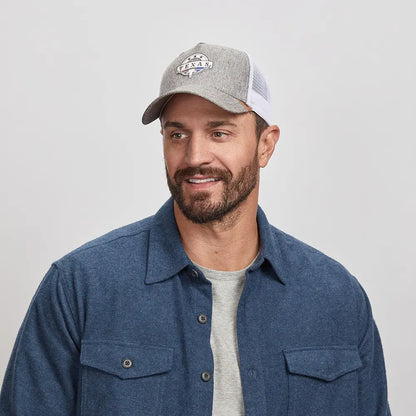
[
  {"xmin": 357, "ymin": 285, "xmax": 391, "ymax": 415},
  {"xmin": 0, "ymin": 265, "xmax": 80, "ymax": 415}
]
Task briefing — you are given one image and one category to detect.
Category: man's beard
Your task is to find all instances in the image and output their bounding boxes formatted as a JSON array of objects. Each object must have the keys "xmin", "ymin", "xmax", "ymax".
[{"xmin": 166, "ymin": 153, "xmax": 259, "ymax": 224}]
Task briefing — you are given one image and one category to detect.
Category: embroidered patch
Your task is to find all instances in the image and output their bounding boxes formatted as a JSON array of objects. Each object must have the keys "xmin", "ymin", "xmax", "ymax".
[{"xmin": 176, "ymin": 53, "xmax": 213, "ymax": 78}]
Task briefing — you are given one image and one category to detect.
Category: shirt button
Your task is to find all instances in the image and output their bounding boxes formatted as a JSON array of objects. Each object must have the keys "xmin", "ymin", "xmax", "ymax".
[
  {"xmin": 201, "ymin": 371, "xmax": 212, "ymax": 382},
  {"xmin": 122, "ymin": 358, "xmax": 133, "ymax": 369},
  {"xmin": 198, "ymin": 314, "xmax": 208, "ymax": 324},
  {"xmin": 191, "ymin": 268, "xmax": 199, "ymax": 278}
]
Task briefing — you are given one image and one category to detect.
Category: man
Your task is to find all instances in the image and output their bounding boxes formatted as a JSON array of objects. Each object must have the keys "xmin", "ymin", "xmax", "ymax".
[{"xmin": 0, "ymin": 43, "xmax": 390, "ymax": 415}]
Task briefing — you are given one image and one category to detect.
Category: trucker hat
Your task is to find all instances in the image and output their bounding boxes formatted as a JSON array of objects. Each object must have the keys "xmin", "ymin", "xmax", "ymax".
[{"xmin": 142, "ymin": 42, "xmax": 272, "ymax": 125}]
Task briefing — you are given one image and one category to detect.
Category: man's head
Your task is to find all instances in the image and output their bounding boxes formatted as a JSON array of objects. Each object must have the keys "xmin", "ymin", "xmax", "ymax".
[{"xmin": 142, "ymin": 43, "xmax": 279, "ymax": 224}]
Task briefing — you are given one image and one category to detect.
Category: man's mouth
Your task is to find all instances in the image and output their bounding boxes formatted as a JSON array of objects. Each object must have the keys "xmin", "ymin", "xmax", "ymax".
[{"xmin": 186, "ymin": 178, "xmax": 220, "ymax": 184}]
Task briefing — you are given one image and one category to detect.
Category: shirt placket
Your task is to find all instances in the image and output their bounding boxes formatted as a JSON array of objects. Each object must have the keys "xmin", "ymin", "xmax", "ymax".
[
  {"xmin": 182, "ymin": 266, "xmax": 214, "ymax": 416},
  {"xmin": 237, "ymin": 267, "xmax": 268, "ymax": 416}
]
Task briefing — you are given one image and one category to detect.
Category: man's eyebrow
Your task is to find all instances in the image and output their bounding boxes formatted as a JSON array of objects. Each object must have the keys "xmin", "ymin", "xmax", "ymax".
[
  {"xmin": 163, "ymin": 120, "xmax": 238, "ymax": 129},
  {"xmin": 163, "ymin": 121, "xmax": 185, "ymax": 129},
  {"xmin": 206, "ymin": 121, "xmax": 238, "ymax": 128}
]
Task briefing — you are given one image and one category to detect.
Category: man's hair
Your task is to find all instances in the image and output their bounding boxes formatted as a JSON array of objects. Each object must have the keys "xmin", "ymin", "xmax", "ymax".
[{"xmin": 254, "ymin": 112, "xmax": 269, "ymax": 141}]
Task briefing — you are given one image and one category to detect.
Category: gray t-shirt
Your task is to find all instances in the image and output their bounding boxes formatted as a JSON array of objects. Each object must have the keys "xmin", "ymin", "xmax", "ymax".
[{"xmin": 193, "ymin": 259, "xmax": 256, "ymax": 416}]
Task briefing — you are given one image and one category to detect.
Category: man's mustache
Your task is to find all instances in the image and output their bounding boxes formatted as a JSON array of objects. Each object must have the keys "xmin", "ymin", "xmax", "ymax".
[{"xmin": 173, "ymin": 167, "xmax": 232, "ymax": 184}]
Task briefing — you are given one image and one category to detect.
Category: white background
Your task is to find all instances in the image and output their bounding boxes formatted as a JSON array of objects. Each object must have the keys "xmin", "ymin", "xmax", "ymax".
[{"xmin": 1, "ymin": 0, "xmax": 414, "ymax": 413}]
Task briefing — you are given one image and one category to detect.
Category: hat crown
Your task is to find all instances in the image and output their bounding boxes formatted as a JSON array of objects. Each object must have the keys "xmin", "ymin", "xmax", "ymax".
[
  {"xmin": 160, "ymin": 43, "xmax": 250, "ymax": 102},
  {"xmin": 142, "ymin": 42, "xmax": 272, "ymax": 125}
]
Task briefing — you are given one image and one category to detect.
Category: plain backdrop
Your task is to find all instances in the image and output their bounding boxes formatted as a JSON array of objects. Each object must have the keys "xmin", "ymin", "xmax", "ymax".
[{"xmin": 1, "ymin": 0, "xmax": 415, "ymax": 413}]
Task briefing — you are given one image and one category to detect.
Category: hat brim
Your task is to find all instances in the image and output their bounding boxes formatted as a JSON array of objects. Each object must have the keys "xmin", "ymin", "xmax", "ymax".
[{"xmin": 141, "ymin": 84, "xmax": 248, "ymax": 125}]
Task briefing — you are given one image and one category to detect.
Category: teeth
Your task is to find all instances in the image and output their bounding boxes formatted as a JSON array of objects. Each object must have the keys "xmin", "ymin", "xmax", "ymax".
[{"xmin": 188, "ymin": 178, "xmax": 218, "ymax": 184}]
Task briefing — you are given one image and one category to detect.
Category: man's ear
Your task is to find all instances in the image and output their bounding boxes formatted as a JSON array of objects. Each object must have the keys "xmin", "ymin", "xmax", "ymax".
[{"xmin": 258, "ymin": 125, "xmax": 280, "ymax": 168}]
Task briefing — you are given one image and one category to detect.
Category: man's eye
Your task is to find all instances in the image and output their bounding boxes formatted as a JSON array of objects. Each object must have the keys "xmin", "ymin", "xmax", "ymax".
[
  {"xmin": 171, "ymin": 132, "xmax": 187, "ymax": 139},
  {"xmin": 213, "ymin": 131, "xmax": 227, "ymax": 138}
]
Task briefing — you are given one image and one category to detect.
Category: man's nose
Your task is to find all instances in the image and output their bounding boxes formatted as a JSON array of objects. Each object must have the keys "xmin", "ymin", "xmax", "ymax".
[{"xmin": 185, "ymin": 134, "xmax": 213, "ymax": 167}]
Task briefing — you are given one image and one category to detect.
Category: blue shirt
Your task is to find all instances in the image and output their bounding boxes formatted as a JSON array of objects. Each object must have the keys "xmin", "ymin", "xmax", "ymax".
[{"xmin": 0, "ymin": 198, "xmax": 391, "ymax": 415}]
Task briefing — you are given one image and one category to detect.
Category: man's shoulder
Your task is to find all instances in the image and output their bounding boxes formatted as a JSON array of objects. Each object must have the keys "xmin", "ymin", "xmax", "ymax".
[
  {"xmin": 269, "ymin": 224, "xmax": 362, "ymax": 292},
  {"xmin": 54, "ymin": 215, "xmax": 155, "ymax": 269},
  {"xmin": 270, "ymin": 224, "xmax": 343, "ymax": 267}
]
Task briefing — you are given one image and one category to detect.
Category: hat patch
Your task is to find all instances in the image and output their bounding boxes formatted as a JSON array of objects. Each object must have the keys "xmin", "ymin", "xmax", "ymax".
[{"xmin": 176, "ymin": 53, "xmax": 213, "ymax": 78}]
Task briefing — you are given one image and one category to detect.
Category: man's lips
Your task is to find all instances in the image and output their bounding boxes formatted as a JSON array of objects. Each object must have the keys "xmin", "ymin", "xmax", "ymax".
[
  {"xmin": 182, "ymin": 176, "xmax": 222, "ymax": 190},
  {"xmin": 186, "ymin": 177, "xmax": 220, "ymax": 184},
  {"xmin": 173, "ymin": 167, "xmax": 231, "ymax": 186}
]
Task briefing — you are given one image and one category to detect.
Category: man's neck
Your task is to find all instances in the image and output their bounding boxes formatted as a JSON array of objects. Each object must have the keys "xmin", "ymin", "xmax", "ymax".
[{"xmin": 173, "ymin": 195, "xmax": 259, "ymax": 271}]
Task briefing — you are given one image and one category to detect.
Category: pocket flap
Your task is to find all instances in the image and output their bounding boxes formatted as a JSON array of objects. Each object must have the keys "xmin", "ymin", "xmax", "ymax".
[
  {"xmin": 283, "ymin": 346, "xmax": 362, "ymax": 382},
  {"xmin": 80, "ymin": 340, "xmax": 174, "ymax": 380}
]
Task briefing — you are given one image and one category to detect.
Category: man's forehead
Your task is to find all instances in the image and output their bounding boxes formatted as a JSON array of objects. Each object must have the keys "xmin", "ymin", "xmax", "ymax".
[
  {"xmin": 160, "ymin": 93, "xmax": 251, "ymax": 125},
  {"xmin": 163, "ymin": 93, "xmax": 236, "ymax": 112}
]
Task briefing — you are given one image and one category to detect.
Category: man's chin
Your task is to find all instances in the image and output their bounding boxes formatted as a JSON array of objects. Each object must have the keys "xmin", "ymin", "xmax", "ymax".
[
  {"xmin": 183, "ymin": 191, "xmax": 212, "ymax": 203},
  {"xmin": 176, "ymin": 196, "xmax": 241, "ymax": 224},
  {"xmin": 174, "ymin": 197, "xmax": 219, "ymax": 224}
]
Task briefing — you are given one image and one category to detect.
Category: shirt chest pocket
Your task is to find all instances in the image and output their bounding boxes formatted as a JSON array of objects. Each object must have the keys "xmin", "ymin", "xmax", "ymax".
[
  {"xmin": 283, "ymin": 346, "xmax": 362, "ymax": 416},
  {"xmin": 80, "ymin": 340, "xmax": 173, "ymax": 416}
]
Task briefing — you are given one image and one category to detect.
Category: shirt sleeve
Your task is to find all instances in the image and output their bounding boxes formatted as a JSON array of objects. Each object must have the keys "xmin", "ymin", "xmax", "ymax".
[
  {"xmin": 357, "ymin": 286, "xmax": 392, "ymax": 415},
  {"xmin": 0, "ymin": 265, "xmax": 80, "ymax": 415}
]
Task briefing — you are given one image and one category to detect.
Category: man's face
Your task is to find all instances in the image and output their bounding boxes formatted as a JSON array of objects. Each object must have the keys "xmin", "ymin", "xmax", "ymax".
[{"xmin": 161, "ymin": 93, "xmax": 260, "ymax": 224}]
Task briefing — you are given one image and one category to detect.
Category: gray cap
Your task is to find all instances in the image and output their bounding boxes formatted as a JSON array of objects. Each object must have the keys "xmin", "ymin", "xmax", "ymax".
[{"xmin": 142, "ymin": 42, "xmax": 272, "ymax": 125}]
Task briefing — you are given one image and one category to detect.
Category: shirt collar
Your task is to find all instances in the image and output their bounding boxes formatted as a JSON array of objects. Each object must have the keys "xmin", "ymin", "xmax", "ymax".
[
  {"xmin": 145, "ymin": 198, "xmax": 286, "ymax": 285},
  {"xmin": 254, "ymin": 205, "xmax": 287, "ymax": 284},
  {"xmin": 145, "ymin": 198, "xmax": 191, "ymax": 284}
]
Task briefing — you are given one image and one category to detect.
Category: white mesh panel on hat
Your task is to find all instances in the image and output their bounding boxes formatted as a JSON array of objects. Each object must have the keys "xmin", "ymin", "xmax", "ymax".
[{"xmin": 246, "ymin": 56, "xmax": 272, "ymax": 125}]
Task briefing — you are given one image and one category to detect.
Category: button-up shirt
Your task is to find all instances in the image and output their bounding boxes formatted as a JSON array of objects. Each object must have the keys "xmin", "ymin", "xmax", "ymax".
[{"xmin": 0, "ymin": 198, "xmax": 391, "ymax": 415}]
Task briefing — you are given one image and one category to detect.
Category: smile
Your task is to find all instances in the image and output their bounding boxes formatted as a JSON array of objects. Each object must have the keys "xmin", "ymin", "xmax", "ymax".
[{"xmin": 186, "ymin": 178, "xmax": 220, "ymax": 184}]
